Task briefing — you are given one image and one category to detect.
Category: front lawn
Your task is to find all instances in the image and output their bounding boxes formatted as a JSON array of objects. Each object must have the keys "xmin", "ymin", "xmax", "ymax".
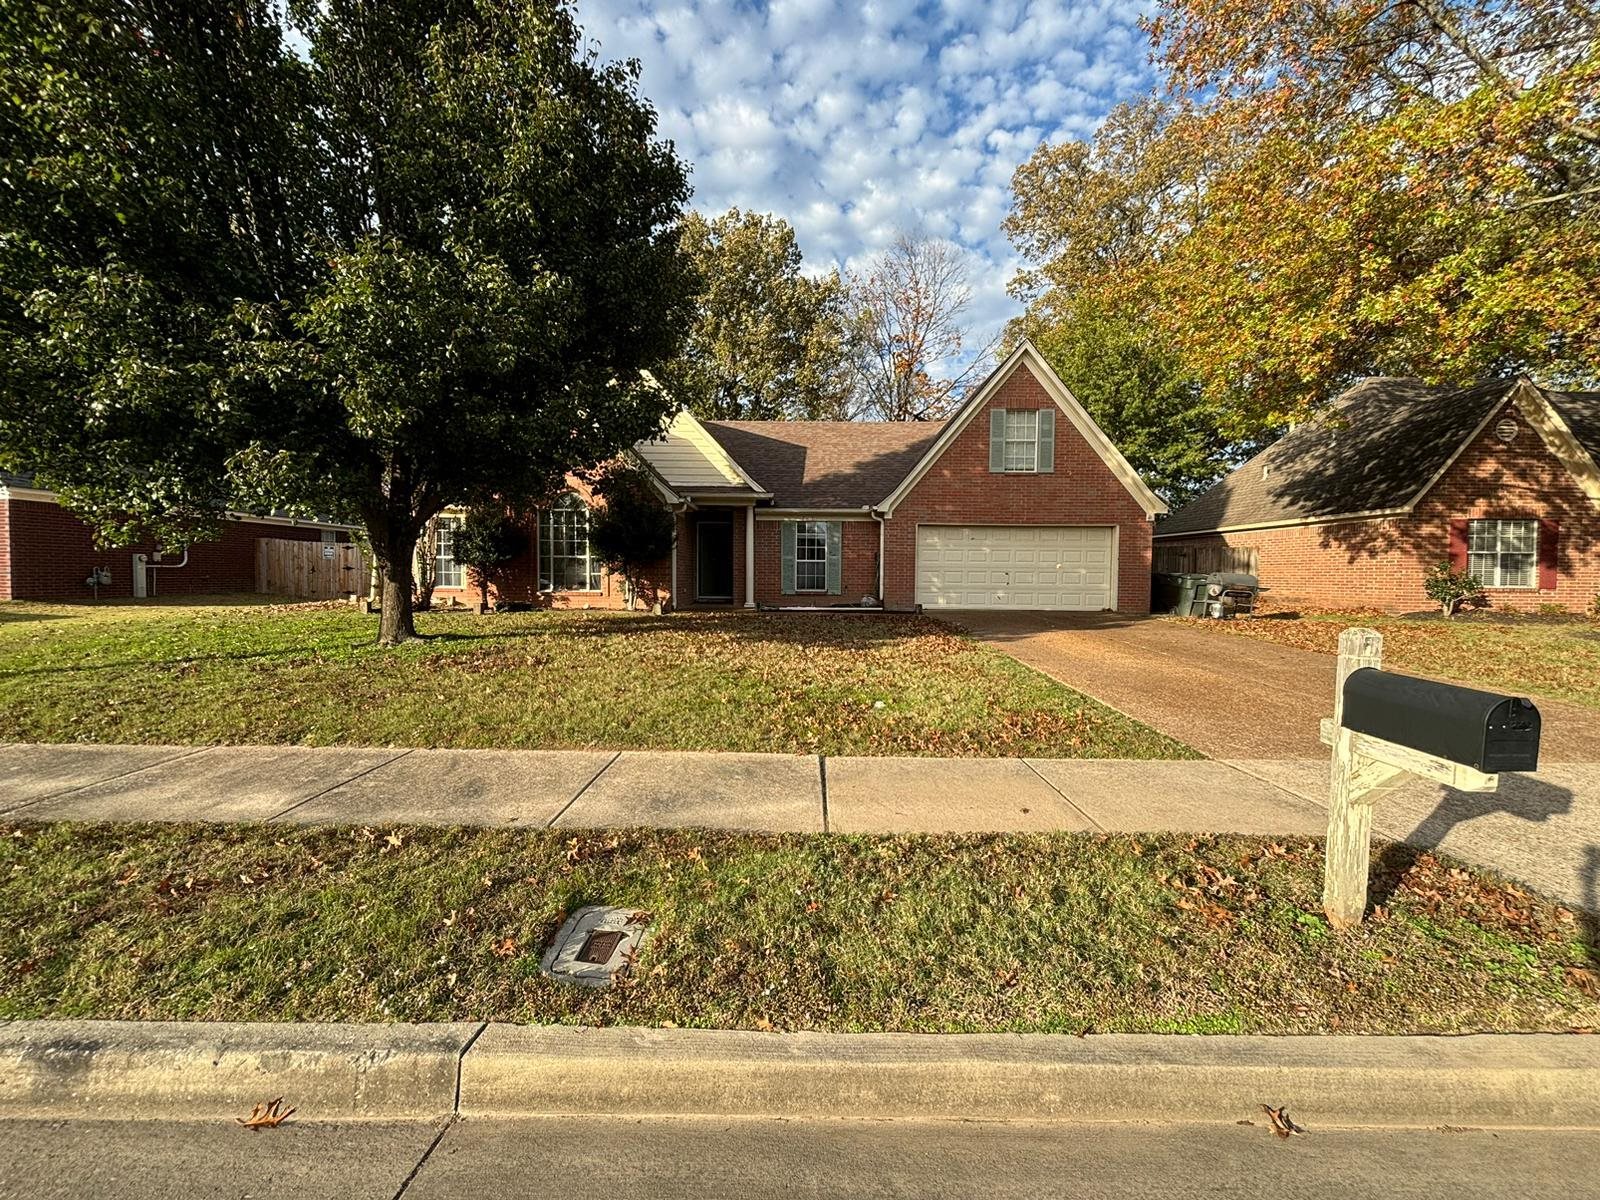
[
  {"xmin": 1176, "ymin": 609, "xmax": 1600, "ymax": 710},
  {"xmin": 0, "ymin": 600, "xmax": 1189, "ymax": 758},
  {"xmin": 3, "ymin": 822, "xmax": 1595, "ymax": 1034}
]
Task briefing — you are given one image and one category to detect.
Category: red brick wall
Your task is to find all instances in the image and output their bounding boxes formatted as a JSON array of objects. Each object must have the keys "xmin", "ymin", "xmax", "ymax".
[
  {"xmin": 1156, "ymin": 399, "xmax": 1600, "ymax": 613},
  {"xmin": 432, "ymin": 473, "xmax": 673, "ymax": 611},
  {"xmin": 1, "ymin": 497, "xmax": 346, "ymax": 601},
  {"xmin": 881, "ymin": 361, "xmax": 1156, "ymax": 612},
  {"xmin": 0, "ymin": 497, "xmax": 10, "ymax": 600}
]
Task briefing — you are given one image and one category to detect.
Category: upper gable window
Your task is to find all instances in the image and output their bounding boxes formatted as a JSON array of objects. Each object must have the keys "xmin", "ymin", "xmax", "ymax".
[
  {"xmin": 1003, "ymin": 410, "xmax": 1039, "ymax": 472},
  {"xmin": 989, "ymin": 407, "xmax": 1055, "ymax": 474}
]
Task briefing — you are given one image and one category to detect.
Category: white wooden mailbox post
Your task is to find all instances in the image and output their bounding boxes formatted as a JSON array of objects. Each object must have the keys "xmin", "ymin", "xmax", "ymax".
[{"xmin": 1319, "ymin": 627, "xmax": 1504, "ymax": 928}]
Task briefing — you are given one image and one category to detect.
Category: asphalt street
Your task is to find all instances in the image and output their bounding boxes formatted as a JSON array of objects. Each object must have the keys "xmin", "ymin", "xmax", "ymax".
[{"xmin": 1, "ymin": 1116, "xmax": 1593, "ymax": 1199}]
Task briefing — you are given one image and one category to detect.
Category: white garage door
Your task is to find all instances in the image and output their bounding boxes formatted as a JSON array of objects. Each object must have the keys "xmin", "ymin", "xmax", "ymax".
[{"xmin": 916, "ymin": 525, "xmax": 1115, "ymax": 610}]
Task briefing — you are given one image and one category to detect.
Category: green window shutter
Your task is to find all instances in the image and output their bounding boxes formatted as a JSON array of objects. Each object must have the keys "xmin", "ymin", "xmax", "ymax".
[
  {"xmin": 781, "ymin": 521, "xmax": 797, "ymax": 595},
  {"xmin": 989, "ymin": 409, "xmax": 1006, "ymax": 472},
  {"xmin": 826, "ymin": 522, "xmax": 843, "ymax": 595},
  {"xmin": 1037, "ymin": 408, "xmax": 1055, "ymax": 473}
]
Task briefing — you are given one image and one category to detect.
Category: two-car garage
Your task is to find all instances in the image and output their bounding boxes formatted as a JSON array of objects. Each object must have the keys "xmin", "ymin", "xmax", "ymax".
[{"xmin": 914, "ymin": 525, "xmax": 1116, "ymax": 611}]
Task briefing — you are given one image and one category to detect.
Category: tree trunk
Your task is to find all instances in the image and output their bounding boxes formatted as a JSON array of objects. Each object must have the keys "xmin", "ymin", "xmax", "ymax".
[{"xmin": 379, "ymin": 563, "xmax": 417, "ymax": 645}]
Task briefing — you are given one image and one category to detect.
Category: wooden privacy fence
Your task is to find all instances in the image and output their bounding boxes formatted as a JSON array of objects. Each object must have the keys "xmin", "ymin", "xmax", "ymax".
[
  {"xmin": 256, "ymin": 538, "xmax": 364, "ymax": 599},
  {"xmin": 1152, "ymin": 542, "xmax": 1259, "ymax": 576}
]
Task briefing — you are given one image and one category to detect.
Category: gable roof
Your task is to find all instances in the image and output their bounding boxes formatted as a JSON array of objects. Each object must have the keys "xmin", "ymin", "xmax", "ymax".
[
  {"xmin": 877, "ymin": 340, "xmax": 1168, "ymax": 518},
  {"xmin": 631, "ymin": 409, "xmax": 770, "ymax": 501},
  {"xmin": 1156, "ymin": 376, "xmax": 1600, "ymax": 538},
  {"xmin": 701, "ymin": 419, "xmax": 944, "ymax": 509}
]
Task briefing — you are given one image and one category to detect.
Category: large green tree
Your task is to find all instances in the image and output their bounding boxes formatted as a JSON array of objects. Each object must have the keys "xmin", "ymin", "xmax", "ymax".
[
  {"xmin": 0, "ymin": 1, "xmax": 324, "ymax": 545},
  {"xmin": 1007, "ymin": 0, "xmax": 1600, "ymax": 436},
  {"xmin": 657, "ymin": 208, "xmax": 856, "ymax": 420},
  {"xmin": 0, "ymin": 0, "xmax": 695, "ymax": 643}
]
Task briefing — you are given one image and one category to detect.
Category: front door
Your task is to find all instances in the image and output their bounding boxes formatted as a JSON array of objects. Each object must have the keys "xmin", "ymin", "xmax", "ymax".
[{"xmin": 696, "ymin": 518, "xmax": 735, "ymax": 602}]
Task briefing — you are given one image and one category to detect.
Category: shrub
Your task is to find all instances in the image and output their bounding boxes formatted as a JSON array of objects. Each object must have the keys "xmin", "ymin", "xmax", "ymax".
[
  {"xmin": 589, "ymin": 463, "xmax": 675, "ymax": 609},
  {"xmin": 454, "ymin": 507, "xmax": 525, "ymax": 613},
  {"xmin": 1423, "ymin": 561, "xmax": 1483, "ymax": 617}
]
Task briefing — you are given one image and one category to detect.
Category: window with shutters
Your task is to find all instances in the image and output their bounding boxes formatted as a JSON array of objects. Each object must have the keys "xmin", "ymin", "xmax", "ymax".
[
  {"xmin": 1002, "ymin": 410, "xmax": 1039, "ymax": 472},
  {"xmin": 794, "ymin": 520, "xmax": 828, "ymax": 592},
  {"xmin": 1467, "ymin": 519, "xmax": 1537, "ymax": 589}
]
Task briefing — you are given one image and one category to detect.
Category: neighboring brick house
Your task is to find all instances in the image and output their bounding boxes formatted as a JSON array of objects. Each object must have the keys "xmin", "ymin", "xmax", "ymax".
[
  {"xmin": 1155, "ymin": 377, "xmax": 1600, "ymax": 613},
  {"xmin": 431, "ymin": 342, "xmax": 1168, "ymax": 613},
  {"xmin": 0, "ymin": 470, "xmax": 358, "ymax": 601}
]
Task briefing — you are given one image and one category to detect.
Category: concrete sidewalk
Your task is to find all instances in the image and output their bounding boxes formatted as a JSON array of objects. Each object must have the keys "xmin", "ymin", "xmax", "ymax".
[
  {"xmin": 0, "ymin": 741, "xmax": 1328, "ymax": 836},
  {"xmin": 1, "ymin": 741, "xmax": 1595, "ymax": 910}
]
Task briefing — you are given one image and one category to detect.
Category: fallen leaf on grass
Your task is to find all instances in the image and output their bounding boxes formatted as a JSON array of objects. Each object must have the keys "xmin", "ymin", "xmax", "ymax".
[
  {"xmin": 1565, "ymin": 967, "xmax": 1600, "ymax": 999},
  {"xmin": 237, "ymin": 1097, "xmax": 295, "ymax": 1130},
  {"xmin": 1261, "ymin": 1105, "xmax": 1304, "ymax": 1138},
  {"xmin": 491, "ymin": 937, "xmax": 518, "ymax": 959}
]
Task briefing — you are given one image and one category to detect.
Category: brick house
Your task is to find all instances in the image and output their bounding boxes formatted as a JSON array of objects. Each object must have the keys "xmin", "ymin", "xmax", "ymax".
[
  {"xmin": 0, "ymin": 470, "xmax": 358, "ymax": 601},
  {"xmin": 430, "ymin": 342, "xmax": 1168, "ymax": 613},
  {"xmin": 1154, "ymin": 377, "xmax": 1600, "ymax": 612}
]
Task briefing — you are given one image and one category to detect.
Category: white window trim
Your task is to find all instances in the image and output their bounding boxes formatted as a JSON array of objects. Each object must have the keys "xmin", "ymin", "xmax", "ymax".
[
  {"xmin": 1467, "ymin": 518, "xmax": 1538, "ymax": 590},
  {"xmin": 434, "ymin": 514, "xmax": 464, "ymax": 589},
  {"xmin": 794, "ymin": 519, "xmax": 828, "ymax": 593},
  {"xmin": 1002, "ymin": 409, "xmax": 1039, "ymax": 473},
  {"xmin": 539, "ymin": 494, "xmax": 603, "ymax": 593}
]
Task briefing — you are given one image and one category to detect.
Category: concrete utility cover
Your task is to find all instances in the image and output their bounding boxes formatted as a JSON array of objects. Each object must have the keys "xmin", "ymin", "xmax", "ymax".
[{"xmin": 540, "ymin": 906, "xmax": 648, "ymax": 988}]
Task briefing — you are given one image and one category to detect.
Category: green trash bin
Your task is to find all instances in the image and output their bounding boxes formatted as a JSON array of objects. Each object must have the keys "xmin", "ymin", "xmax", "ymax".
[{"xmin": 1153, "ymin": 572, "xmax": 1210, "ymax": 616}]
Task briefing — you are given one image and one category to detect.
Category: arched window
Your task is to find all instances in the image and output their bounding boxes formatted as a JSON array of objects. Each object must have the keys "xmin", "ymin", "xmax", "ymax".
[{"xmin": 539, "ymin": 493, "xmax": 601, "ymax": 591}]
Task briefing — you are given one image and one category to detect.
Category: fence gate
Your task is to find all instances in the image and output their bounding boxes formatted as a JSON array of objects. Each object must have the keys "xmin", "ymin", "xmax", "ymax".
[{"xmin": 256, "ymin": 538, "xmax": 364, "ymax": 599}]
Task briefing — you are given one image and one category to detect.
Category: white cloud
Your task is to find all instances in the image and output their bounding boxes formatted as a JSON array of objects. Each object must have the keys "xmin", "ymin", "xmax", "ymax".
[{"xmin": 579, "ymin": 0, "xmax": 1156, "ymax": 348}]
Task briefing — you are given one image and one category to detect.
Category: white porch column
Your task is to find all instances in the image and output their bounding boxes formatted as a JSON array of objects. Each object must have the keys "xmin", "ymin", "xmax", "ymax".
[
  {"xmin": 669, "ymin": 515, "xmax": 679, "ymax": 612},
  {"xmin": 744, "ymin": 504, "xmax": 756, "ymax": 608}
]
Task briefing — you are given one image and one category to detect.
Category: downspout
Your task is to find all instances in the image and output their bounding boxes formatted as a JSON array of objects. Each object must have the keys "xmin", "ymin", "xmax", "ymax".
[{"xmin": 869, "ymin": 506, "xmax": 886, "ymax": 607}]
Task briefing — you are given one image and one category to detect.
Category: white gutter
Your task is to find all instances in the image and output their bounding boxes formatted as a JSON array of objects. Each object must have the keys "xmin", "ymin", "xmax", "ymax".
[{"xmin": 870, "ymin": 506, "xmax": 886, "ymax": 604}]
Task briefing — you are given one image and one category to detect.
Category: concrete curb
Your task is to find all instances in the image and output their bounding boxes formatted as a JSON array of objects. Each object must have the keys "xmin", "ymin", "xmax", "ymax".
[
  {"xmin": 460, "ymin": 1026, "xmax": 1600, "ymax": 1129},
  {"xmin": 0, "ymin": 1020, "xmax": 483, "ymax": 1120},
  {"xmin": 3, "ymin": 1022, "xmax": 1597, "ymax": 1129}
]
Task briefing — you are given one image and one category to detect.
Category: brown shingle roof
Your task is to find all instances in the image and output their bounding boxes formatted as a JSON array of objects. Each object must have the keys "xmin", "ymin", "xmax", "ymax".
[
  {"xmin": 1156, "ymin": 378, "xmax": 1520, "ymax": 537},
  {"xmin": 701, "ymin": 420, "xmax": 945, "ymax": 509},
  {"xmin": 1550, "ymin": 389, "xmax": 1600, "ymax": 462}
]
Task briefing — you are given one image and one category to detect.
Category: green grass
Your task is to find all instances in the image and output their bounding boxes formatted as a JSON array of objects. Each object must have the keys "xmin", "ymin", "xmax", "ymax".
[
  {"xmin": 1178, "ymin": 609, "xmax": 1600, "ymax": 710},
  {"xmin": 0, "ymin": 599, "xmax": 1191, "ymax": 758},
  {"xmin": 3, "ymin": 822, "xmax": 1595, "ymax": 1033}
]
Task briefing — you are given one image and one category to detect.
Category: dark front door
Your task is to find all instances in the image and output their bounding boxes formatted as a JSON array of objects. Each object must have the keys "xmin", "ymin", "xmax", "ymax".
[{"xmin": 696, "ymin": 518, "xmax": 734, "ymax": 602}]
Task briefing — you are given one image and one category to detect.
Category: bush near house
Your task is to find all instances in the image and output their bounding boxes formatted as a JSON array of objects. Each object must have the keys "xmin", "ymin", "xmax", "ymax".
[{"xmin": 1423, "ymin": 561, "xmax": 1485, "ymax": 617}]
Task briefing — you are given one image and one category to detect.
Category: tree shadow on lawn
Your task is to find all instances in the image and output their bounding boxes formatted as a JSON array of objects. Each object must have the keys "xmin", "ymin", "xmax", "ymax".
[
  {"xmin": 1368, "ymin": 774, "xmax": 1598, "ymax": 972},
  {"xmin": 426, "ymin": 610, "xmax": 939, "ymax": 651}
]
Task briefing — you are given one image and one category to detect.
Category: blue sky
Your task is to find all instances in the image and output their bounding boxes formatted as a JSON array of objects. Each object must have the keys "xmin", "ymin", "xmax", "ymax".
[{"xmin": 581, "ymin": 0, "xmax": 1156, "ymax": 344}]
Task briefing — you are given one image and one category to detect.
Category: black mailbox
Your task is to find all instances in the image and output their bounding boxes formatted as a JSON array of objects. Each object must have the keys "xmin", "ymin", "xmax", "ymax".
[{"xmin": 1341, "ymin": 668, "xmax": 1540, "ymax": 773}]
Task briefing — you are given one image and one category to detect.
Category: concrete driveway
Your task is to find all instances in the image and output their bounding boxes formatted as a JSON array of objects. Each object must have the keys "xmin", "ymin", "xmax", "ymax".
[{"xmin": 939, "ymin": 611, "xmax": 1600, "ymax": 762}]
